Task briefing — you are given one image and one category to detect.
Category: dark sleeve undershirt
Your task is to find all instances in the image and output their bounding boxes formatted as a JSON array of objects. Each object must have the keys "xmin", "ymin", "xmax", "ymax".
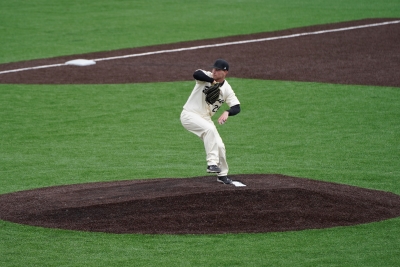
[
  {"xmin": 193, "ymin": 70, "xmax": 214, "ymax": 83},
  {"xmin": 227, "ymin": 104, "xmax": 240, "ymax": 116}
]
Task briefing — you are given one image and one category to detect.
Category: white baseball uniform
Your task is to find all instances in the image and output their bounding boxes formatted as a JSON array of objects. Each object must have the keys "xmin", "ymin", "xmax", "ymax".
[{"xmin": 180, "ymin": 70, "xmax": 240, "ymax": 177}]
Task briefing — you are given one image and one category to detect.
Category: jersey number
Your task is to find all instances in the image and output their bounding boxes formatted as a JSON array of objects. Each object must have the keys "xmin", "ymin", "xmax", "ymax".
[
  {"xmin": 212, "ymin": 99, "xmax": 224, "ymax": 112},
  {"xmin": 212, "ymin": 105, "xmax": 220, "ymax": 112}
]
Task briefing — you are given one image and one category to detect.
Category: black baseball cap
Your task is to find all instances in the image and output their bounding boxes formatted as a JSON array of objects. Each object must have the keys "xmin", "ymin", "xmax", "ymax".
[{"xmin": 213, "ymin": 59, "xmax": 229, "ymax": 71}]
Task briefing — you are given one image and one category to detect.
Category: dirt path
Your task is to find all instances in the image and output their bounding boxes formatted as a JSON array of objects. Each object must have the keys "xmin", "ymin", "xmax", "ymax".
[{"xmin": 0, "ymin": 18, "xmax": 399, "ymax": 87}]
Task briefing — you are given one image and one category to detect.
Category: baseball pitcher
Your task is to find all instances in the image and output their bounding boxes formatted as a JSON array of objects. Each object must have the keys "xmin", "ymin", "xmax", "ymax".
[{"xmin": 180, "ymin": 59, "xmax": 241, "ymax": 184}]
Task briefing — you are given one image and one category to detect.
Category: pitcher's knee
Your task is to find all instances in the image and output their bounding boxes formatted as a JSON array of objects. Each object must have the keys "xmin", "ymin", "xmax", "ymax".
[{"xmin": 201, "ymin": 127, "xmax": 215, "ymax": 139}]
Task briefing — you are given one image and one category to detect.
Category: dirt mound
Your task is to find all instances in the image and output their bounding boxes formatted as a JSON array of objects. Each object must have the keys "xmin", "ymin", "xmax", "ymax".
[{"xmin": 0, "ymin": 174, "xmax": 399, "ymax": 234}]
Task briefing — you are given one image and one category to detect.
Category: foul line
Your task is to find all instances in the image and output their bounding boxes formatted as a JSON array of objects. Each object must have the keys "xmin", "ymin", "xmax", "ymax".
[{"xmin": 1, "ymin": 20, "xmax": 399, "ymax": 75}]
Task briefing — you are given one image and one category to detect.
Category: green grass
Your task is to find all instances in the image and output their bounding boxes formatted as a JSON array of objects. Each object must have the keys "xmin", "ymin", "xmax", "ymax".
[
  {"xmin": 1, "ymin": 80, "xmax": 399, "ymax": 266},
  {"xmin": 1, "ymin": 81, "xmax": 398, "ymax": 194},
  {"xmin": 1, "ymin": 218, "xmax": 399, "ymax": 267},
  {"xmin": 1, "ymin": 0, "xmax": 399, "ymax": 63},
  {"xmin": 226, "ymin": 80, "xmax": 400, "ymax": 193},
  {"xmin": 0, "ymin": 83, "xmax": 192, "ymax": 192},
  {"xmin": 1, "ymin": 0, "xmax": 400, "ymax": 266}
]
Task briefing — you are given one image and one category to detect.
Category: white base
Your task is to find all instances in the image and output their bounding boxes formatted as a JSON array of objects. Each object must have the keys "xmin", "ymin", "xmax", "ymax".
[
  {"xmin": 232, "ymin": 181, "xmax": 246, "ymax": 187},
  {"xmin": 65, "ymin": 59, "xmax": 96, "ymax": 66}
]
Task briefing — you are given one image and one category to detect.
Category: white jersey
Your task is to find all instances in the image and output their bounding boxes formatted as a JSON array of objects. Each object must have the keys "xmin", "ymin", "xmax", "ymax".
[{"xmin": 183, "ymin": 70, "xmax": 240, "ymax": 117}]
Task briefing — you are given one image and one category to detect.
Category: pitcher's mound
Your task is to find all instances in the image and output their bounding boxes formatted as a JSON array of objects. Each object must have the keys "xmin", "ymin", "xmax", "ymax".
[{"xmin": 0, "ymin": 174, "xmax": 399, "ymax": 234}]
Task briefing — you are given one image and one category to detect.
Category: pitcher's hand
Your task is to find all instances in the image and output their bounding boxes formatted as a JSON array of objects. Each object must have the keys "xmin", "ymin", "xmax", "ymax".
[{"xmin": 218, "ymin": 111, "xmax": 229, "ymax": 125}]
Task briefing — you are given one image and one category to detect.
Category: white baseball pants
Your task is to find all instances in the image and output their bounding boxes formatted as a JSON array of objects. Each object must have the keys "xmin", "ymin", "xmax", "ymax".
[{"xmin": 180, "ymin": 110, "xmax": 228, "ymax": 176}]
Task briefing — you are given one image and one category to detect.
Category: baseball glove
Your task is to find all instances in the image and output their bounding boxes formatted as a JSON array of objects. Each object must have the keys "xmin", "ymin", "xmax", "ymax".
[{"xmin": 203, "ymin": 82, "xmax": 221, "ymax": 105}]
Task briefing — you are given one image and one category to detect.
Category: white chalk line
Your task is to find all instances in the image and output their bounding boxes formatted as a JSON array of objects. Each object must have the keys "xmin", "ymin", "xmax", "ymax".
[{"xmin": 1, "ymin": 20, "xmax": 399, "ymax": 75}]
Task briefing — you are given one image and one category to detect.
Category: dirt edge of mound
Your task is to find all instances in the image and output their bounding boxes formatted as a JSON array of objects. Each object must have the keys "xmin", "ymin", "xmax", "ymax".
[{"xmin": 0, "ymin": 174, "xmax": 399, "ymax": 234}]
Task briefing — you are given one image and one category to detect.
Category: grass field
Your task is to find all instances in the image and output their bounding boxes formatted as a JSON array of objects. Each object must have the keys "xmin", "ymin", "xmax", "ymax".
[{"xmin": 1, "ymin": 1, "xmax": 399, "ymax": 266}]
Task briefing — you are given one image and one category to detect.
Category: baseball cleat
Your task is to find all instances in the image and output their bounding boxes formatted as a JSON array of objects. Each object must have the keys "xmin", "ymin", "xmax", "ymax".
[
  {"xmin": 217, "ymin": 176, "xmax": 233, "ymax": 184},
  {"xmin": 207, "ymin": 165, "xmax": 221, "ymax": 173}
]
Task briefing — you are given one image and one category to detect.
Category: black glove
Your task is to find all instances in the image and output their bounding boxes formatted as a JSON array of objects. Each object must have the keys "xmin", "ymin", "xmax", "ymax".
[{"xmin": 203, "ymin": 83, "xmax": 221, "ymax": 105}]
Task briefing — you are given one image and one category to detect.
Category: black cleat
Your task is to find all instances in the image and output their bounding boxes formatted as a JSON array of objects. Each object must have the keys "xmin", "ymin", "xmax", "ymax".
[
  {"xmin": 217, "ymin": 176, "xmax": 233, "ymax": 184},
  {"xmin": 207, "ymin": 165, "xmax": 221, "ymax": 173}
]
